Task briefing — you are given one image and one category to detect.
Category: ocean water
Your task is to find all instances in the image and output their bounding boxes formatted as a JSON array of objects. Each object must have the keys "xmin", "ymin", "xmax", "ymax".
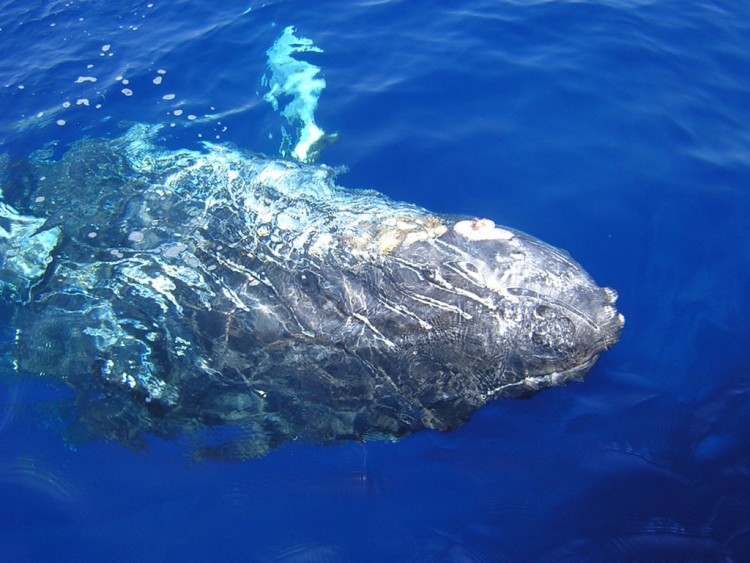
[{"xmin": 1, "ymin": 0, "xmax": 749, "ymax": 561}]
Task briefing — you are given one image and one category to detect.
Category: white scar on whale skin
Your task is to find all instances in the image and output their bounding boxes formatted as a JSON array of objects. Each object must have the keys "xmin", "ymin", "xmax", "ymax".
[{"xmin": 453, "ymin": 219, "xmax": 514, "ymax": 241}]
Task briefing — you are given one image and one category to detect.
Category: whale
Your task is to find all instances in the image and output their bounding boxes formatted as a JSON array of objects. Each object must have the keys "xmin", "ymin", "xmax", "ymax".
[{"xmin": 0, "ymin": 124, "xmax": 623, "ymax": 459}]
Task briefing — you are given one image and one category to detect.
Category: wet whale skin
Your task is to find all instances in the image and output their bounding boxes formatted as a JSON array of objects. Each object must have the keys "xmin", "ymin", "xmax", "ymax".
[{"xmin": 2, "ymin": 125, "xmax": 623, "ymax": 460}]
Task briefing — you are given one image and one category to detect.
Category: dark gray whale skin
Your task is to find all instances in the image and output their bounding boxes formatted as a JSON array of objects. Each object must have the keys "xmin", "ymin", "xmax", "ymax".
[{"xmin": 0, "ymin": 125, "xmax": 623, "ymax": 459}]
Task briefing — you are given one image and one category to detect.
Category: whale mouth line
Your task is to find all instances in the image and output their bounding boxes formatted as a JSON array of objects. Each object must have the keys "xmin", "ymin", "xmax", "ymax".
[
  {"xmin": 528, "ymin": 354, "xmax": 601, "ymax": 387},
  {"xmin": 486, "ymin": 354, "xmax": 601, "ymax": 399}
]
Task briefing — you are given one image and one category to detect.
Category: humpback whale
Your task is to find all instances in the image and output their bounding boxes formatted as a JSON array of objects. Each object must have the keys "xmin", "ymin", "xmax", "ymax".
[{"xmin": 0, "ymin": 125, "xmax": 623, "ymax": 459}]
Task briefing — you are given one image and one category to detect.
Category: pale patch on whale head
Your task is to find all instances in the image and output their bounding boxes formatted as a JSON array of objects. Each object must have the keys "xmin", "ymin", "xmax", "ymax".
[{"xmin": 454, "ymin": 219, "xmax": 514, "ymax": 241}]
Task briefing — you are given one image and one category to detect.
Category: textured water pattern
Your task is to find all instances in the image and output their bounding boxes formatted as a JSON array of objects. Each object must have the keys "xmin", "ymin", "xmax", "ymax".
[{"xmin": 0, "ymin": 1, "xmax": 749, "ymax": 561}]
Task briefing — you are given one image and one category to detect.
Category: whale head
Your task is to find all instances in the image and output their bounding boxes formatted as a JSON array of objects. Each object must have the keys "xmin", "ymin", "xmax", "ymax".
[
  {"xmin": 387, "ymin": 217, "xmax": 624, "ymax": 412},
  {"xmin": 449, "ymin": 218, "xmax": 623, "ymax": 392}
]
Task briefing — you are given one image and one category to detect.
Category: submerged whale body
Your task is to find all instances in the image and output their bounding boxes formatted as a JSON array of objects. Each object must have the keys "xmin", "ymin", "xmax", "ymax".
[{"xmin": 0, "ymin": 125, "xmax": 623, "ymax": 460}]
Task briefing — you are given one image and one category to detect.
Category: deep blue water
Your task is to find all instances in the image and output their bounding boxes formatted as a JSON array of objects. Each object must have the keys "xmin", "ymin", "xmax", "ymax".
[{"xmin": 1, "ymin": 0, "xmax": 749, "ymax": 561}]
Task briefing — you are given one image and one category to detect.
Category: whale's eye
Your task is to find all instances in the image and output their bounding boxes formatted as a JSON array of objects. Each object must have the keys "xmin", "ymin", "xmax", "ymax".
[{"xmin": 463, "ymin": 262, "xmax": 479, "ymax": 274}]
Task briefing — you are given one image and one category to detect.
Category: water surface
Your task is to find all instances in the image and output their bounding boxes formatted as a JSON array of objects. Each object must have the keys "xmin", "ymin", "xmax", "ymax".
[{"xmin": 1, "ymin": 1, "xmax": 749, "ymax": 561}]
